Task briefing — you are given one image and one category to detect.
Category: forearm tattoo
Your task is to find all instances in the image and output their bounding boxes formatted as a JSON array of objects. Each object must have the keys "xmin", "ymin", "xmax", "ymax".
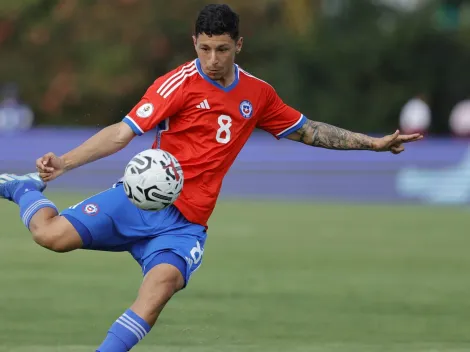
[{"xmin": 293, "ymin": 120, "xmax": 375, "ymax": 150}]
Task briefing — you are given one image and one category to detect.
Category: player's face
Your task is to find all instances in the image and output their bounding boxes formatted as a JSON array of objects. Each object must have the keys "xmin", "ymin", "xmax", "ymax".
[{"xmin": 193, "ymin": 33, "xmax": 243, "ymax": 81}]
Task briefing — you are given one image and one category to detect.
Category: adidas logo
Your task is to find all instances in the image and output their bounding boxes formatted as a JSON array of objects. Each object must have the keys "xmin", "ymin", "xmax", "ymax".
[{"xmin": 196, "ymin": 99, "xmax": 210, "ymax": 109}]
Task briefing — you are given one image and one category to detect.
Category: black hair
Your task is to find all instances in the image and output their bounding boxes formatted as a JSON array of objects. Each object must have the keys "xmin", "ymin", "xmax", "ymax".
[{"xmin": 195, "ymin": 4, "xmax": 240, "ymax": 40}]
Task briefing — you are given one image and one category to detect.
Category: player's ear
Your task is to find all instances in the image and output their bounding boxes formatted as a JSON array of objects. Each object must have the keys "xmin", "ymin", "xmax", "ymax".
[
  {"xmin": 236, "ymin": 37, "xmax": 243, "ymax": 54},
  {"xmin": 192, "ymin": 35, "xmax": 197, "ymax": 49}
]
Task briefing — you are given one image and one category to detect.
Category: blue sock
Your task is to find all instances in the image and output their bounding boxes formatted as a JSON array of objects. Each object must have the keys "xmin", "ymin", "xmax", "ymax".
[
  {"xmin": 15, "ymin": 188, "xmax": 58, "ymax": 229},
  {"xmin": 97, "ymin": 309, "xmax": 151, "ymax": 352}
]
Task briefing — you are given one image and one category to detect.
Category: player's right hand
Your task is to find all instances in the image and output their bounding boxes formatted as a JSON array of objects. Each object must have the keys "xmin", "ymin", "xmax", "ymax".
[{"xmin": 36, "ymin": 152, "xmax": 66, "ymax": 182}]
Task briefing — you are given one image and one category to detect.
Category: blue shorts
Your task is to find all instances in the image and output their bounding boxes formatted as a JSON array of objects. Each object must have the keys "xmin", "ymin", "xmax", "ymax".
[{"xmin": 60, "ymin": 183, "xmax": 206, "ymax": 287}]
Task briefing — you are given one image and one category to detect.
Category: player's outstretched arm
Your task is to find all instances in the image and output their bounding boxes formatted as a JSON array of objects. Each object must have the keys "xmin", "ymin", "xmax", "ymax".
[
  {"xmin": 286, "ymin": 119, "xmax": 423, "ymax": 154},
  {"xmin": 36, "ymin": 122, "xmax": 135, "ymax": 182}
]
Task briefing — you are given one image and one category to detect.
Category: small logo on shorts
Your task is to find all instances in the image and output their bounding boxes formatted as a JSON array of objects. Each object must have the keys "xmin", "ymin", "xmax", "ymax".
[{"xmin": 83, "ymin": 203, "xmax": 99, "ymax": 216}]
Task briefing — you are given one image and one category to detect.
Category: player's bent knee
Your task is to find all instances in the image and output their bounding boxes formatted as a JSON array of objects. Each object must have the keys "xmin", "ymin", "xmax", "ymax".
[
  {"xmin": 147, "ymin": 281, "xmax": 179, "ymax": 308},
  {"xmin": 145, "ymin": 254, "xmax": 187, "ymax": 294},
  {"xmin": 33, "ymin": 235, "xmax": 68, "ymax": 253},
  {"xmin": 134, "ymin": 263, "xmax": 185, "ymax": 316},
  {"xmin": 32, "ymin": 229, "xmax": 70, "ymax": 253},
  {"xmin": 145, "ymin": 264, "xmax": 184, "ymax": 298},
  {"xmin": 31, "ymin": 217, "xmax": 83, "ymax": 253}
]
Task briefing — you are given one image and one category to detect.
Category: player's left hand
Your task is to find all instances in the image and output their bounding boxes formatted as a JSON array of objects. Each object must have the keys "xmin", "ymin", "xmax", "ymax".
[{"xmin": 372, "ymin": 130, "xmax": 423, "ymax": 154}]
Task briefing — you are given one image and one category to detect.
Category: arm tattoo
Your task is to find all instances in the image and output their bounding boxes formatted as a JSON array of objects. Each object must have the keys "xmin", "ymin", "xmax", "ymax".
[{"xmin": 291, "ymin": 120, "xmax": 375, "ymax": 150}]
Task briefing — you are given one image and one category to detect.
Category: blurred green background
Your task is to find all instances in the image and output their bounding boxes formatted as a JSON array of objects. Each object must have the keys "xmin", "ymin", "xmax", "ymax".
[{"xmin": 1, "ymin": 0, "xmax": 470, "ymax": 133}]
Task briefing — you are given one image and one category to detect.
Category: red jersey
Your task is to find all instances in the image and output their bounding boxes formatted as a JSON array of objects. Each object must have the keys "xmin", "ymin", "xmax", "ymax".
[{"xmin": 123, "ymin": 59, "xmax": 306, "ymax": 227}]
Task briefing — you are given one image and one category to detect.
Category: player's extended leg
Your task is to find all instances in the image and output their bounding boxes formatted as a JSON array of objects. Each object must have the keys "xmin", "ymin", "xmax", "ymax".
[
  {"xmin": 2, "ymin": 176, "xmax": 205, "ymax": 351},
  {"xmin": 95, "ymin": 203, "xmax": 206, "ymax": 352},
  {"xmin": 96, "ymin": 261, "xmax": 185, "ymax": 351},
  {"xmin": 0, "ymin": 173, "xmax": 83, "ymax": 252}
]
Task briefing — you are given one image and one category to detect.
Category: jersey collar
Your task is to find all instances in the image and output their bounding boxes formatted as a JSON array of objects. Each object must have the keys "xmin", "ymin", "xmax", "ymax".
[{"xmin": 195, "ymin": 58, "xmax": 239, "ymax": 93}]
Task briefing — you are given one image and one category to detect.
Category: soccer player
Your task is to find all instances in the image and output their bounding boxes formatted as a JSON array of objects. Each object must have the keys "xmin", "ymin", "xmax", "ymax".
[{"xmin": 0, "ymin": 4, "xmax": 423, "ymax": 351}]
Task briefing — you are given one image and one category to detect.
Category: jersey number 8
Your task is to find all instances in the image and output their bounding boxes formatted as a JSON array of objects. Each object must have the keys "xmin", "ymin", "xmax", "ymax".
[{"xmin": 216, "ymin": 115, "xmax": 232, "ymax": 144}]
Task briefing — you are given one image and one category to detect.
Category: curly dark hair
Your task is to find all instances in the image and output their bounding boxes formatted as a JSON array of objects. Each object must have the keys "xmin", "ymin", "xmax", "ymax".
[{"xmin": 195, "ymin": 4, "xmax": 240, "ymax": 40}]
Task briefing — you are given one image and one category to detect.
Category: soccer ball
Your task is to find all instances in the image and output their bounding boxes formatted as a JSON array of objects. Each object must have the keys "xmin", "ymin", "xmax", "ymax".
[{"xmin": 122, "ymin": 149, "xmax": 184, "ymax": 211}]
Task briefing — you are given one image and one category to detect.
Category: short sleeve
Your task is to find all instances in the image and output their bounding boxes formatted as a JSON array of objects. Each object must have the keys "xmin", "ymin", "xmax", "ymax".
[
  {"xmin": 257, "ymin": 85, "xmax": 307, "ymax": 139},
  {"xmin": 123, "ymin": 73, "xmax": 185, "ymax": 136}
]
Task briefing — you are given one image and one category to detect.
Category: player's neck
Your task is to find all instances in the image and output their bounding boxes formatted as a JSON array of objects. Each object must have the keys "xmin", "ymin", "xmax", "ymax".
[{"xmin": 214, "ymin": 66, "xmax": 236, "ymax": 88}]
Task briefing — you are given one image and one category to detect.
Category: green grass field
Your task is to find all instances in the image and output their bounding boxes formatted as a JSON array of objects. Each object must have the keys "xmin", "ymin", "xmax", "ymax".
[{"xmin": 0, "ymin": 193, "xmax": 468, "ymax": 351}]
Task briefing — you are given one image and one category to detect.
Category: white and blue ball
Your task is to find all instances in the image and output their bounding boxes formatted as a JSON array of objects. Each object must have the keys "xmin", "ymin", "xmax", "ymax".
[{"xmin": 123, "ymin": 149, "xmax": 184, "ymax": 211}]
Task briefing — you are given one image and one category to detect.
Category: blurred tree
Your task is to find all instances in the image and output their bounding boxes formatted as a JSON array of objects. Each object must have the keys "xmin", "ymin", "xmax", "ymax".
[
  {"xmin": 0, "ymin": 0, "xmax": 470, "ymax": 134},
  {"xmin": 436, "ymin": 0, "xmax": 464, "ymax": 29},
  {"xmin": 281, "ymin": 0, "xmax": 315, "ymax": 35}
]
